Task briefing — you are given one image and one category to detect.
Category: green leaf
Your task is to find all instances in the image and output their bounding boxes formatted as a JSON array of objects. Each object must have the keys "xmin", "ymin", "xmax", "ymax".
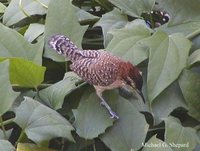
[
  {"xmin": 8, "ymin": 58, "xmax": 45, "ymax": 88},
  {"xmin": 94, "ymin": 8, "xmax": 128, "ymax": 47},
  {"xmin": 73, "ymin": 91, "xmax": 114, "ymax": 139},
  {"xmin": 107, "ymin": 20, "xmax": 152, "ymax": 65},
  {"xmin": 188, "ymin": 49, "xmax": 200, "ymax": 66},
  {"xmin": 76, "ymin": 7, "xmax": 99, "ymax": 23},
  {"xmin": 0, "ymin": 60, "xmax": 19, "ymax": 115},
  {"xmin": 44, "ymin": 0, "xmax": 88, "ymax": 61},
  {"xmin": 65, "ymin": 136, "xmax": 94, "ymax": 151},
  {"xmin": 108, "ymin": 0, "xmax": 155, "ymax": 17},
  {"xmin": 39, "ymin": 72, "xmax": 82, "ymax": 110},
  {"xmin": 0, "ymin": 129, "xmax": 12, "ymax": 140},
  {"xmin": 100, "ymin": 91, "xmax": 149, "ymax": 151},
  {"xmin": 142, "ymin": 135, "xmax": 173, "ymax": 151},
  {"xmin": 3, "ymin": 0, "xmax": 49, "ymax": 26},
  {"xmin": 156, "ymin": 0, "xmax": 200, "ymax": 37},
  {"xmin": 0, "ymin": 140, "xmax": 15, "ymax": 151},
  {"xmin": 157, "ymin": 21, "xmax": 200, "ymax": 37},
  {"xmin": 0, "ymin": 23, "xmax": 43, "ymax": 65},
  {"xmin": 165, "ymin": 116, "xmax": 199, "ymax": 151},
  {"xmin": 17, "ymin": 143, "xmax": 56, "ymax": 151},
  {"xmin": 95, "ymin": 0, "xmax": 113, "ymax": 11},
  {"xmin": 15, "ymin": 97, "xmax": 74, "ymax": 144},
  {"xmin": 179, "ymin": 69, "xmax": 200, "ymax": 121},
  {"xmin": 142, "ymin": 31, "xmax": 191, "ymax": 102},
  {"xmin": 152, "ymin": 82, "xmax": 187, "ymax": 125},
  {"xmin": 0, "ymin": 2, "xmax": 6, "ymax": 13},
  {"xmin": 156, "ymin": 0, "xmax": 200, "ymax": 26},
  {"xmin": 24, "ymin": 23, "xmax": 44, "ymax": 42}
]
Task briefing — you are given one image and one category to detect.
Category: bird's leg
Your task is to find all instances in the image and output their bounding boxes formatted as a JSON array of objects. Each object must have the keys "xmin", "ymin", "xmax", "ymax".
[
  {"xmin": 94, "ymin": 87, "xmax": 119, "ymax": 119},
  {"xmin": 98, "ymin": 95, "xmax": 119, "ymax": 119}
]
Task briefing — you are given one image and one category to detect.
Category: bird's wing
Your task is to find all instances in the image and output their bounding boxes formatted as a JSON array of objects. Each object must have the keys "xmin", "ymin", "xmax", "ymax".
[{"xmin": 70, "ymin": 54, "xmax": 120, "ymax": 86}]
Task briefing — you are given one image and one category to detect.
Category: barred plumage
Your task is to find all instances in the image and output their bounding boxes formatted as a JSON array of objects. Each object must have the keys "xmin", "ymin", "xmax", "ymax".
[
  {"xmin": 49, "ymin": 35, "xmax": 99, "ymax": 62},
  {"xmin": 48, "ymin": 34, "xmax": 144, "ymax": 119}
]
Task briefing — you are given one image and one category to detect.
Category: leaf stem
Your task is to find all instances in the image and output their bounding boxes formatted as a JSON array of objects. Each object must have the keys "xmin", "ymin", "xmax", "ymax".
[
  {"xmin": 186, "ymin": 28, "xmax": 200, "ymax": 40},
  {"xmin": 93, "ymin": 143, "xmax": 96, "ymax": 151},
  {"xmin": 0, "ymin": 118, "xmax": 15, "ymax": 127},
  {"xmin": 0, "ymin": 116, "xmax": 7, "ymax": 139},
  {"xmin": 34, "ymin": 0, "xmax": 48, "ymax": 9},
  {"xmin": 12, "ymin": 83, "xmax": 52, "ymax": 91},
  {"xmin": 15, "ymin": 129, "xmax": 25, "ymax": 147},
  {"xmin": 79, "ymin": 18, "xmax": 99, "ymax": 25},
  {"xmin": 19, "ymin": 0, "xmax": 30, "ymax": 17},
  {"xmin": 148, "ymin": 127, "xmax": 165, "ymax": 132}
]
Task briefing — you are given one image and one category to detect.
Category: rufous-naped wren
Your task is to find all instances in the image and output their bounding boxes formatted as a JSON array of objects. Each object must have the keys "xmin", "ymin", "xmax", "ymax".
[{"xmin": 49, "ymin": 35, "xmax": 144, "ymax": 119}]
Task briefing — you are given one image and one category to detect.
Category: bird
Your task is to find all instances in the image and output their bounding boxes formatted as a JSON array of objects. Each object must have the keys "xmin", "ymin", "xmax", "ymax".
[{"xmin": 48, "ymin": 34, "xmax": 144, "ymax": 119}]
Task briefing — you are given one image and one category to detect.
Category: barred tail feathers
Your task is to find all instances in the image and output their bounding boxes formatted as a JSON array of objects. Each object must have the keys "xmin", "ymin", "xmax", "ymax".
[{"xmin": 48, "ymin": 35, "xmax": 82, "ymax": 62}]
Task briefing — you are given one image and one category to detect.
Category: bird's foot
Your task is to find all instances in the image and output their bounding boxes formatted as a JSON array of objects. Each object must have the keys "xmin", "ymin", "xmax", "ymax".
[
  {"xmin": 109, "ymin": 110, "xmax": 119, "ymax": 119},
  {"xmin": 100, "ymin": 101, "xmax": 119, "ymax": 119}
]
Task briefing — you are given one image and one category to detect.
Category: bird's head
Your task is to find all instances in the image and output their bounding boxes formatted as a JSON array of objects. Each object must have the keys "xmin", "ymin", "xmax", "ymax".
[{"xmin": 120, "ymin": 62, "xmax": 144, "ymax": 102}]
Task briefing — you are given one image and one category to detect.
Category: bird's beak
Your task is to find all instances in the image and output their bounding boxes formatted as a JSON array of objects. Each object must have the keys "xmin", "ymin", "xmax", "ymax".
[
  {"xmin": 129, "ymin": 81, "xmax": 145, "ymax": 103},
  {"xmin": 136, "ymin": 89, "xmax": 145, "ymax": 103}
]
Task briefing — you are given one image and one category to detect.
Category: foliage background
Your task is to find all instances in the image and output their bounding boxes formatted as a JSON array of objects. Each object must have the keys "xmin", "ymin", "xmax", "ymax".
[{"xmin": 0, "ymin": 0, "xmax": 199, "ymax": 150}]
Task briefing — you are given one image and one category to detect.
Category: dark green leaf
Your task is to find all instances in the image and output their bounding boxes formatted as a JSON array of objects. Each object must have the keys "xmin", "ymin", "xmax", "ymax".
[
  {"xmin": 44, "ymin": 0, "xmax": 88, "ymax": 61},
  {"xmin": 107, "ymin": 20, "xmax": 152, "ymax": 65},
  {"xmin": 3, "ymin": 0, "xmax": 49, "ymax": 26},
  {"xmin": 94, "ymin": 8, "xmax": 128, "ymax": 47},
  {"xmin": 15, "ymin": 97, "xmax": 74, "ymax": 144},
  {"xmin": 142, "ymin": 31, "xmax": 191, "ymax": 102},
  {"xmin": 108, "ymin": 0, "xmax": 155, "ymax": 17},
  {"xmin": 142, "ymin": 135, "xmax": 173, "ymax": 151},
  {"xmin": 179, "ymin": 69, "xmax": 200, "ymax": 121},
  {"xmin": 156, "ymin": 0, "xmax": 200, "ymax": 26},
  {"xmin": 152, "ymin": 82, "xmax": 187, "ymax": 125},
  {"xmin": 0, "ymin": 60, "xmax": 19, "ymax": 115},
  {"xmin": 73, "ymin": 91, "xmax": 114, "ymax": 139},
  {"xmin": 0, "ymin": 23, "xmax": 43, "ymax": 65},
  {"xmin": 24, "ymin": 23, "xmax": 44, "ymax": 42},
  {"xmin": 39, "ymin": 72, "xmax": 82, "ymax": 110},
  {"xmin": 165, "ymin": 116, "xmax": 199, "ymax": 151},
  {"xmin": 100, "ymin": 91, "xmax": 149, "ymax": 151}
]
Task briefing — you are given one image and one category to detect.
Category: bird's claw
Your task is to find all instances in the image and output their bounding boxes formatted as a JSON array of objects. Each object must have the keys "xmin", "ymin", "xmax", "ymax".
[
  {"xmin": 109, "ymin": 110, "xmax": 119, "ymax": 119},
  {"xmin": 100, "ymin": 101, "xmax": 119, "ymax": 119}
]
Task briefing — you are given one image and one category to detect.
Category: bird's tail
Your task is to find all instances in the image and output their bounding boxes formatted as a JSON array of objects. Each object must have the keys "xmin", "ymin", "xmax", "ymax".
[{"xmin": 48, "ymin": 34, "xmax": 82, "ymax": 62}]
